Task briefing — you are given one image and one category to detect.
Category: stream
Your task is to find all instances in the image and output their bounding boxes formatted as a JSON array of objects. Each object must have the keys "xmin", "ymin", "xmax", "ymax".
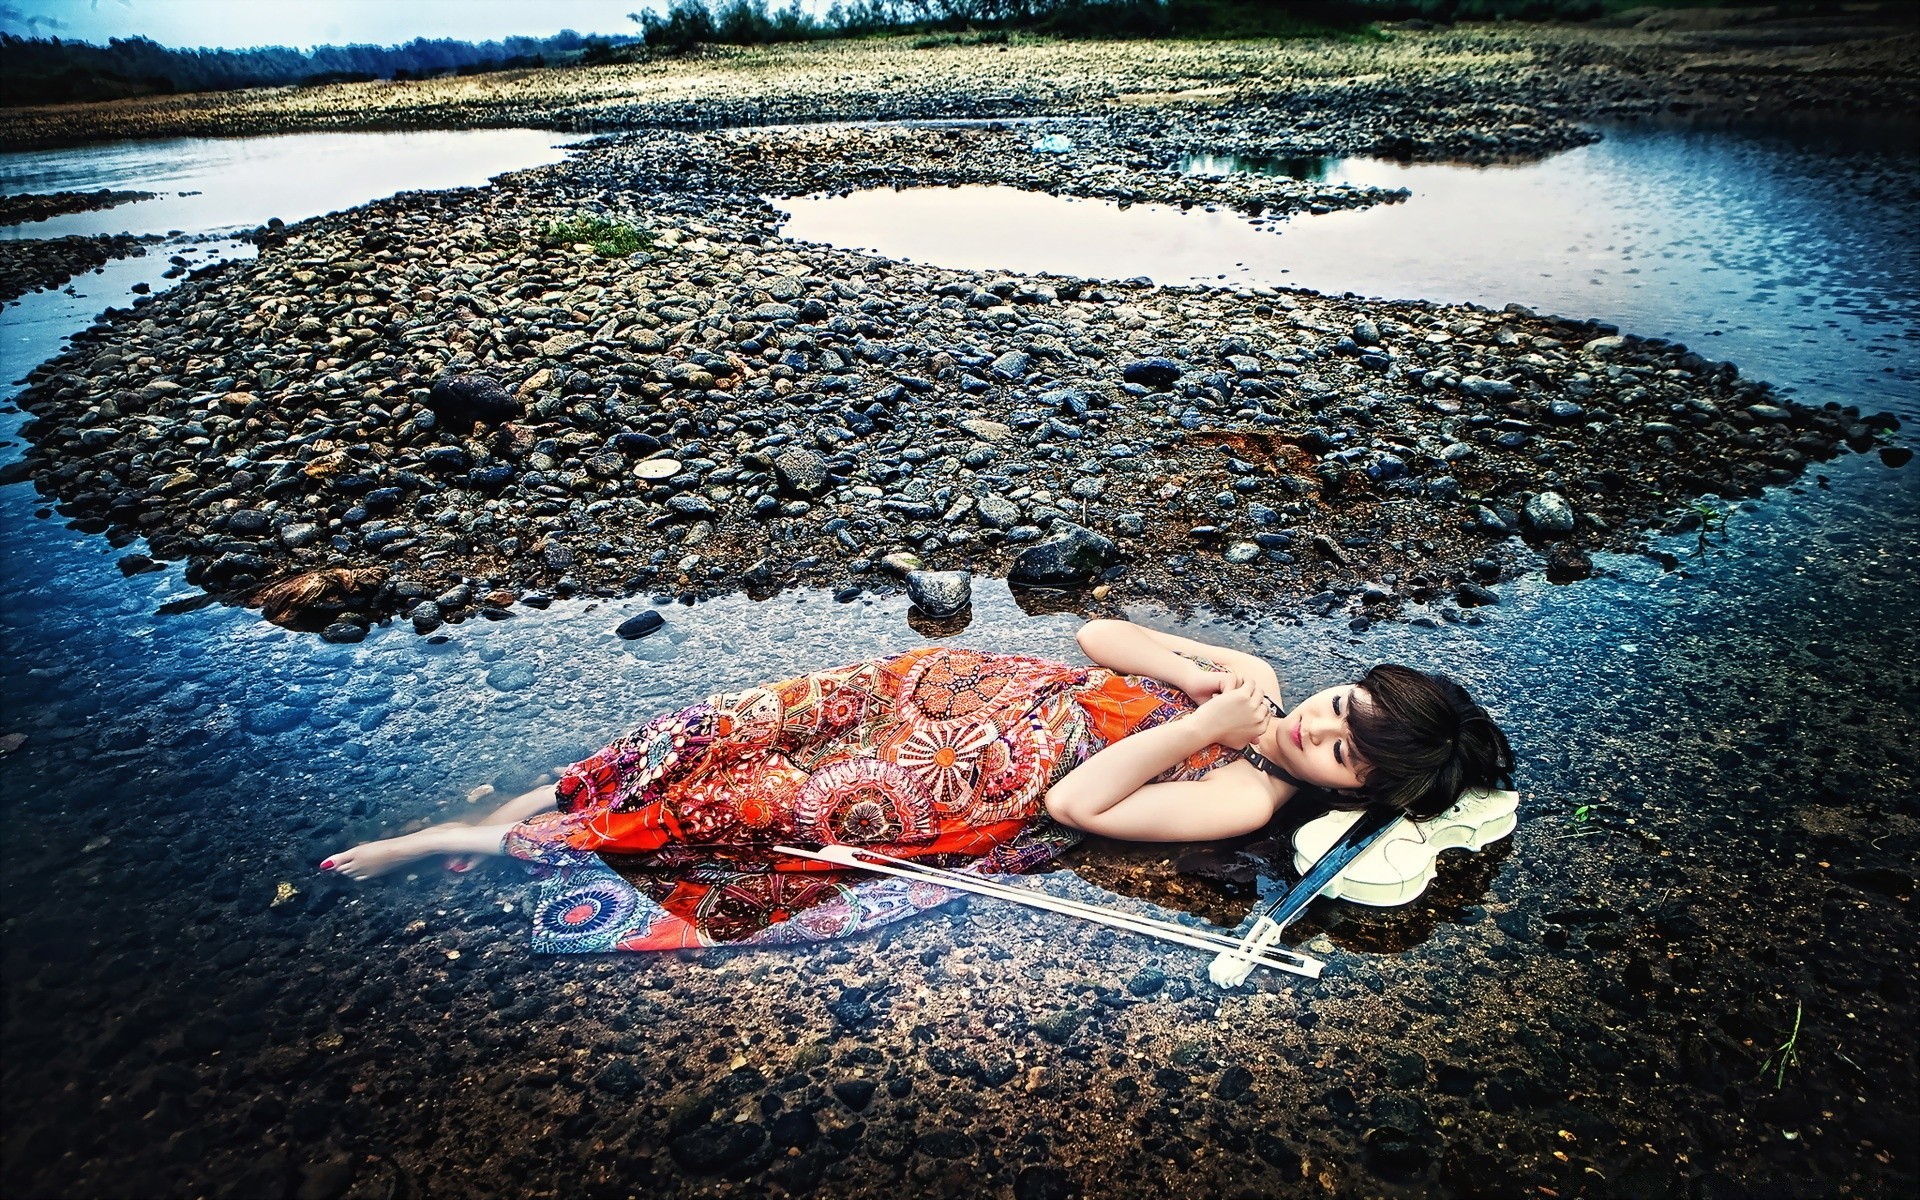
[{"xmin": 1, "ymin": 117, "xmax": 1914, "ymax": 1197}]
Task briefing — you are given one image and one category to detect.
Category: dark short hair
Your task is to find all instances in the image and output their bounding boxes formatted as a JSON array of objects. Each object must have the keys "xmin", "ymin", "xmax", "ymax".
[{"xmin": 1336, "ymin": 664, "xmax": 1514, "ymax": 821}]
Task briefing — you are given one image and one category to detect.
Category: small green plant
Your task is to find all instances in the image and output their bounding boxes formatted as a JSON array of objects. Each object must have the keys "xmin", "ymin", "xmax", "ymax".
[
  {"xmin": 535, "ymin": 215, "xmax": 655, "ymax": 257},
  {"xmin": 1572, "ymin": 804, "xmax": 1593, "ymax": 823},
  {"xmin": 1692, "ymin": 501, "xmax": 1731, "ymax": 555},
  {"xmin": 1755, "ymin": 1001, "xmax": 1803, "ymax": 1090}
]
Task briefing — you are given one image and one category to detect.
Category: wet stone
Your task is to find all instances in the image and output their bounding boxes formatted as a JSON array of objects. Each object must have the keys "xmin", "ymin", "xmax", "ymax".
[
  {"xmin": 1524, "ymin": 490, "xmax": 1576, "ymax": 537},
  {"xmin": 832, "ymin": 1079, "xmax": 877, "ymax": 1111},
  {"xmin": 916, "ymin": 1129, "xmax": 976, "ymax": 1159},
  {"xmin": 484, "ymin": 662, "xmax": 536, "ymax": 691},
  {"xmin": 670, "ymin": 1121, "xmax": 765, "ymax": 1173},
  {"xmin": 615, "ymin": 611, "xmax": 666, "ymax": 639},
  {"xmin": 906, "ymin": 569, "xmax": 972, "ymax": 618}
]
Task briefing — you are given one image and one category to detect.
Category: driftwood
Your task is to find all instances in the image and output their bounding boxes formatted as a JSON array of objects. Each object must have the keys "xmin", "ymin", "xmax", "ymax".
[{"xmin": 249, "ymin": 567, "xmax": 387, "ymax": 627}]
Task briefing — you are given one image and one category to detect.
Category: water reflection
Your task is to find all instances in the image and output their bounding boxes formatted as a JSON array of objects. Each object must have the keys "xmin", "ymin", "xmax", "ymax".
[
  {"xmin": 0, "ymin": 128, "xmax": 576, "ymax": 240},
  {"xmin": 1178, "ymin": 151, "xmax": 1333, "ymax": 181},
  {"xmin": 782, "ymin": 125, "xmax": 1920, "ymax": 416}
]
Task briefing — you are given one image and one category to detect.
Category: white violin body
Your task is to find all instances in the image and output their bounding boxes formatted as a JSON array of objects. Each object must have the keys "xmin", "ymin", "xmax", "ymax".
[{"xmin": 1290, "ymin": 787, "xmax": 1521, "ymax": 908}]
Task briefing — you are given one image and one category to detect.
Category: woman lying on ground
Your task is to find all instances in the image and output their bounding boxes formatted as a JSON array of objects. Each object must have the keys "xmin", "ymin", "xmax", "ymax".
[{"xmin": 320, "ymin": 618, "xmax": 1513, "ymax": 952}]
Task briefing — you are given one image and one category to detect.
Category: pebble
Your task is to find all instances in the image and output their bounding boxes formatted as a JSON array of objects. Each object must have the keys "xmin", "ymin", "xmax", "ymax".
[{"xmin": 906, "ymin": 569, "xmax": 972, "ymax": 617}]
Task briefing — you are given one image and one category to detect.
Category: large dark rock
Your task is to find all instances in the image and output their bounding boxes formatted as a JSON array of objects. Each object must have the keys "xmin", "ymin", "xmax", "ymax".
[
  {"xmin": 1008, "ymin": 522, "xmax": 1119, "ymax": 587},
  {"xmin": 906, "ymin": 570, "xmax": 971, "ymax": 617},
  {"xmin": 1121, "ymin": 357, "xmax": 1182, "ymax": 390},
  {"xmin": 428, "ymin": 372, "xmax": 521, "ymax": 425}
]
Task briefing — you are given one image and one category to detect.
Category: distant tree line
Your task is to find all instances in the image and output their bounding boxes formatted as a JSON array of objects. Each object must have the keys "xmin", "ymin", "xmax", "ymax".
[
  {"xmin": 626, "ymin": 0, "xmax": 1610, "ymax": 50},
  {"xmin": 0, "ymin": 29, "xmax": 639, "ymax": 107},
  {"xmin": 2, "ymin": 0, "xmax": 1620, "ymax": 106}
]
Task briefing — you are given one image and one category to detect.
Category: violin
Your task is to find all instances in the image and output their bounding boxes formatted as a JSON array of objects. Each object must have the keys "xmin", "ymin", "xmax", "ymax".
[
  {"xmin": 1290, "ymin": 787, "xmax": 1520, "ymax": 908},
  {"xmin": 1209, "ymin": 786, "xmax": 1520, "ymax": 987}
]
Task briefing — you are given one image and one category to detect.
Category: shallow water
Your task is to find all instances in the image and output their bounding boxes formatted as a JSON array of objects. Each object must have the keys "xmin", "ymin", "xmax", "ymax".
[
  {"xmin": 780, "ymin": 124, "xmax": 1920, "ymax": 417},
  {"xmin": 0, "ymin": 128, "xmax": 577, "ymax": 240},
  {"xmin": 1, "ymin": 121, "xmax": 1916, "ymax": 1195}
]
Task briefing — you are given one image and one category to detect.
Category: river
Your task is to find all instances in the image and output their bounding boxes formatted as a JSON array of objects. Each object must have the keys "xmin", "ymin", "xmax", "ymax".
[{"xmin": 1, "ymin": 118, "xmax": 1914, "ymax": 1197}]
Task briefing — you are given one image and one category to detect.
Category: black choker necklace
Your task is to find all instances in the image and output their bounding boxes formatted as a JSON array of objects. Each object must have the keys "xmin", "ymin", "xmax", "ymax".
[{"xmin": 1242, "ymin": 696, "xmax": 1308, "ymax": 789}]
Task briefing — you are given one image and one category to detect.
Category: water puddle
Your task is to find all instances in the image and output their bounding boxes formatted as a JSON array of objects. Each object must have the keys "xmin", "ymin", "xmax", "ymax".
[
  {"xmin": 781, "ymin": 125, "xmax": 1920, "ymax": 416},
  {"xmin": 0, "ymin": 127, "xmax": 577, "ymax": 240}
]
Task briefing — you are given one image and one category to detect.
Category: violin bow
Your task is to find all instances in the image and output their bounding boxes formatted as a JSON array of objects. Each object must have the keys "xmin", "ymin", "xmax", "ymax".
[
  {"xmin": 1207, "ymin": 806, "xmax": 1404, "ymax": 988},
  {"xmin": 775, "ymin": 843, "xmax": 1326, "ymax": 978}
]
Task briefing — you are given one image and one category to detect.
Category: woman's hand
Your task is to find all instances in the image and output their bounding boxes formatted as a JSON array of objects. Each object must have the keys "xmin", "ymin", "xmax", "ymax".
[
  {"xmin": 1192, "ymin": 673, "xmax": 1271, "ymax": 750},
  {"xmin": 1181, "ymin": 669, "xmax": 1234, "ymax": 707}
]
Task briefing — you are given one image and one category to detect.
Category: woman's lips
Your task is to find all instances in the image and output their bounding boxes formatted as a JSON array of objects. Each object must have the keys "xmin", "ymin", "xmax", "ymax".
[{"xmin": 1291, "ymin": 717, "xmax": 1303, "ymax": 749}]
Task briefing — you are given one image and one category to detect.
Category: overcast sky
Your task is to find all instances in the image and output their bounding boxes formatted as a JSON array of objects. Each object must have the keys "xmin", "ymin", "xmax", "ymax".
[{"xmin": 0, "ymin": 0, "xmax": 838, "ymax": 50}]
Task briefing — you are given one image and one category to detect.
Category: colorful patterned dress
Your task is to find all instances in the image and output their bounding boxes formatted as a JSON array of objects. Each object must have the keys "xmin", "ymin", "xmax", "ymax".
[{"xmin": 505, "ymin": 645, "xmax": 1231, "ymax": 953}]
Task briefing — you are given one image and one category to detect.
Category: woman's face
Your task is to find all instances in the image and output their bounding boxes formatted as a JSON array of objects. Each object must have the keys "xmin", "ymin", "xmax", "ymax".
[{"xmin": 1273, "ymin": 684, "xmax": 1370, "ymax": 791}]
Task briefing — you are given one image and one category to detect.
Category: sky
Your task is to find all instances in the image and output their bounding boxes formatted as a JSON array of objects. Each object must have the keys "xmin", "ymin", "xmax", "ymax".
[{"xmin": 0, "ymin": 0, "xmax": 839, "ymax": 50}]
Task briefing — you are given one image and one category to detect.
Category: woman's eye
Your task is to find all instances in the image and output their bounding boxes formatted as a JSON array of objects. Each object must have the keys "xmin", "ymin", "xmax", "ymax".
[
  {"xmin": 1333, "ymin": 695, "xmax": 1343, "ymax": 716},
  {"xmin": 1334, "ymin": 741, "xmax": 1345, "ymax": 766}
]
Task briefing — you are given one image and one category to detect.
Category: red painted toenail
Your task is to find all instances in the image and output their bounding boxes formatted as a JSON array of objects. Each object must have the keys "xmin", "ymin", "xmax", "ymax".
[{"xmin": 320, "ymin": 859, "xmax": 335, "ymax": 870}]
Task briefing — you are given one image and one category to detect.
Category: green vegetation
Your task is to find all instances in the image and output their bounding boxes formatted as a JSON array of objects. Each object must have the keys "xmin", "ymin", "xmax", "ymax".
[
  {"xmin": 534, "ymin": 215, "xmax": 656, "ymax": 257},
  {"xmin": 1755, "ymin": 1001, "xmax": 1803, "ymax": 1090},
  {"xmin": 1691, "ymin": 500, "xmax": 1731, "ymax": 554}
]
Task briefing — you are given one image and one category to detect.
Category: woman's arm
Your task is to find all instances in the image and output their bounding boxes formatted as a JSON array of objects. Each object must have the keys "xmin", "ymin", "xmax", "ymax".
[
  {"xmin": 1076, "ymin": 619, "xmax": 1283, "ymax": 706},
  {"xmin": 1045, "ymin": 674, "xmax": 1284, "ymax": 841}
]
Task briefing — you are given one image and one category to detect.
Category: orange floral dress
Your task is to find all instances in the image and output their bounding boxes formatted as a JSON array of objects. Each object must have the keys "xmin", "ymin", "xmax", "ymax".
[{"xmin": 505, "ymin": 645, "xmax": 1230, "ymax": 952}]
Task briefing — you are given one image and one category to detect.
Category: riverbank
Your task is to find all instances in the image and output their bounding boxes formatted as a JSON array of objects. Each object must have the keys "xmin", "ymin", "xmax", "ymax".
[
  {"xmin": 0, "ymin": 7, "xmax": 1914, "ymax": 152},
  {"xmin": 8, "ymin": 117, "xmax": 1890, "ymax": 638}
]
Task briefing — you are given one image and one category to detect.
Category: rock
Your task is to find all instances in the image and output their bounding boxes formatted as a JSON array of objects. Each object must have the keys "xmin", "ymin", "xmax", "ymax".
[
  {"xmin": 1460, "ymin": 375, "xmax": 1517, "ymax": 400},
  {"xmin": 277, "ymin": 522, "xmax": 321, "ymax": 549},
  {"xmin": 1121, "ymin": 357, "xmax": 1181, "ymax": 390},
  {"xmin": 485, "ymin": 662, "xmax": 536, "ymax": 691},
  {"xmin": 1582, "ymin": 335, "xmax": 1629, "ymax": 358},
  {"xmin": 975, "ymin": 493, "xmax": 1021, "ymax": 529},
  {"xmin": 1524, "ymin": 491, "xmax": 1576, "ymax": 537},
  {"xmin": 1224, "ymin": 541, "xmax": 1261, "ymax": 564},
  {"xmin": 409, "ymin": 601, "xmax": 443, "ymax": 634},
  {"xmin": 1215, "ymin": 1064, "xmax": 1255, "ymax": 1100},
  {"xmin": 832, "ymin": 1079, "xmax": 877, "ymax": 1111},
  {"xmin": 428, "ymin": 372, "xmax": 520, "ymax": 424},
  {"xmin": 320, "ymin": 622, "xmax": 366, "ymax": 644},
  {"xmin": 615, "ymin": 611, "xmax": 665, "ymax": 639},
  {"xmin": 916, "ymin": 1130, "xmax": 976, "ymax": 1159},
  {"xmin": 294, "ymin": 1154, "xmax": 355, "ymax": 1200},
  {"xmin": 669, "ymin": 1122, "xmax": 765, "ymax": 1173},
  {"xmin": 773, "ymin": 447, "xmax": 830, "ymax": 496},
  {"xmin": 666, "ymin": 494, "xmax": 716, "ymax": 518},
  {"xmin": 1031, "ymin": 1007, "xmax": 1087, "ymax": 1044},
  {"xmin": 906, "ymin": 570, "xmax": 971, "ymax": 617},
  {"xmin": 1008, "ymin": 522, "xmax": 1118, "ymax": 588},
  {"xmin": 960, "ymin": 418, "xmax": 1014, "ymax": 442},
  {"xmin": 1545, "ymin": 543, "xmax": 1593, "ymax": 581},
  {"xmin": 988, "ymin": 350, "xmax": 1032, "ymax": 380},
  {"xmin": 228, "ymin": 509, "xmax": 271, "ymax": 535},
  {"xmin": 1125, "ymin": 967, "xmax": 1165, "ymax": 996},
  {"xmin": 769, "ymin": 1110, "xmax": 818, "ymax": 1149},
  {"xmin": 1015, "ymin": 1166, "xmax": 1075, "ymax": 1200}
]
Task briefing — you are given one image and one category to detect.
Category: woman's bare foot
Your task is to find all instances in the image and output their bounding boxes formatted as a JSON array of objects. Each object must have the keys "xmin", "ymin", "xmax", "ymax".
[
  {"xmin": 323, "ymin": 824, "xmax": 461, "ymax": 880},
  {"xmin": 322, "ymin": 821, "xmax": 517, "ymax": 881},
  {"xmin": 443, "ymin": 783, "xmax": 558, "ymax": 873}
]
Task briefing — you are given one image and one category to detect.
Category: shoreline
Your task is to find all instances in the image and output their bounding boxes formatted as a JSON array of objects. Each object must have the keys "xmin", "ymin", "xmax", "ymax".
[{"xmin": 7, "ymin": 114, "xmax": 1894, "ymax": 639}]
